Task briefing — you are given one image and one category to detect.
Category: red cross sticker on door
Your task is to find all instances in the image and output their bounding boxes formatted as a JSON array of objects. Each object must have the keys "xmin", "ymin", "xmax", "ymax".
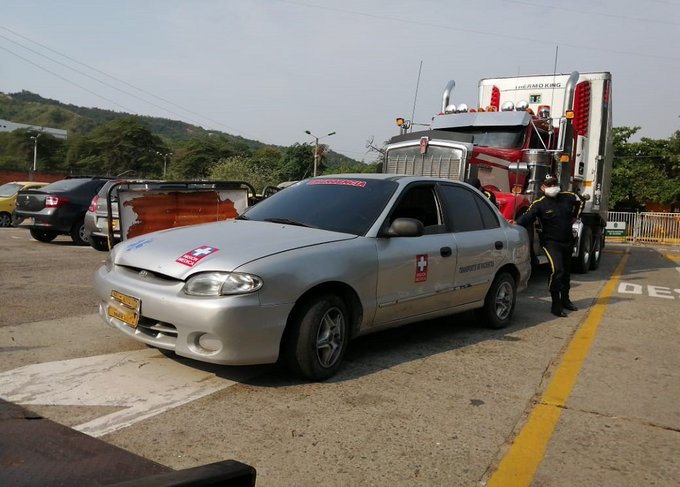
[{"xmin": 415, "ymin": 254, "xmax": 428, "ymax": 282}]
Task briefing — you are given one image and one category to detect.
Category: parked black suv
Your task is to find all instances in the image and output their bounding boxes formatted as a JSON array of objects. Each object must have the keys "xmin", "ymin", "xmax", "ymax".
[{"xmin": 15, "ymin": 177, "xmax": 111, "ymax": 245}]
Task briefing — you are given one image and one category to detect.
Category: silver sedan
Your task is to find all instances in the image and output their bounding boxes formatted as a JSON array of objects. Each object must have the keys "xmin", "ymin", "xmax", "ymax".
[{"xmin": 94, "ymin": 174, "xmax": 531, "ymax": 380}]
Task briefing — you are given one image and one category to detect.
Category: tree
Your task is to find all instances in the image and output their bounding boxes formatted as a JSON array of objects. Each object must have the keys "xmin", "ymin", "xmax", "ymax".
[
  {"xmin": 611, "ymin": 127, "xmax": 680, "ymax": 209},
  {"xmin": 276, "ymin": 143, "xmax": 315, "ymax": 182},
  {"xmin": 65, "ymin": 117, "xmax": 166, "ymax": 177},
  {"xmin": 169, "ymin": 134, "xmax": 249, "ymax": 179},
  {"xmin": 209, "ymin": 155, "xmax": 280, "ymax": 192}
]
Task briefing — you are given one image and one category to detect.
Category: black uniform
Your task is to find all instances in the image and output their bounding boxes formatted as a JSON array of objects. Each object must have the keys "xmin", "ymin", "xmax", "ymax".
[
  {"xmin": 482, "ymin": 189, "xmax": 498, "ymax": 208},
  {"xmin": 516, "ymin": 191, "xmax": 584, "ymax": 315}
]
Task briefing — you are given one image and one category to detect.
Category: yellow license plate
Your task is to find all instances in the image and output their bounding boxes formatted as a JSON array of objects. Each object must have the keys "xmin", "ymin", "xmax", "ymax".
[
  {"xmin": 111, "ymin": 290, "xmax": 140, "ymax": 309},
  {"xmin": 109, "ymin": 290, "xmax": 141, "ymax": 327},
  {"xmin": 107, "ymin": 305, "xmax": 139, "ymax": 328}
]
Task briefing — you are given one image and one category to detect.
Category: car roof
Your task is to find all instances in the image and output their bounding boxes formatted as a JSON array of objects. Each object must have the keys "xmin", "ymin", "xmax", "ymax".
[{"xmin": 310, "ymin": 173, "xmax": 466, "ymax": 185}]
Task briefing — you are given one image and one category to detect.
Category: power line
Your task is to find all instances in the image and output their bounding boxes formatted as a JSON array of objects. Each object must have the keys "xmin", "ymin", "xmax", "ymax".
[
  {"xmin": 505, "ymin": 0, "xmax": 680, "ymax": 27},
  {"xmin": 277, "ymin": 0, "xmax": 680, "ymax": 61},
  {"xmin": 0, "ymin": 25, "xmax": 257, "ymax": 138},
  {"xmin": 0, "ymin": 44, "xmax": 134, "ymax": 113}
]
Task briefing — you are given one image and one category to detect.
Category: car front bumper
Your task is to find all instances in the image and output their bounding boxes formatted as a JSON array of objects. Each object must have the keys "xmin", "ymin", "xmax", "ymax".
[{"xmin": 94, "ymin": 265, "xmax": 293, "ymax": 366}]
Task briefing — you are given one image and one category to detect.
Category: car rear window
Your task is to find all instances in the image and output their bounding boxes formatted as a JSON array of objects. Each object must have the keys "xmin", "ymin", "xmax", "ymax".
[
  {"xmin": 0, "ymin": 183, "xmax": 23, "ymax": 197},
  {"xmin": 41, "ymin": 179, "xmax": 98, "ymax": 192}
]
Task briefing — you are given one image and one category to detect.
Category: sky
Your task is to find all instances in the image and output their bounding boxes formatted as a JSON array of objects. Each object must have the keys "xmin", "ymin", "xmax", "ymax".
[{"xmin": 2, "ymin": 0, "xmax": 679, "ymax": 162}]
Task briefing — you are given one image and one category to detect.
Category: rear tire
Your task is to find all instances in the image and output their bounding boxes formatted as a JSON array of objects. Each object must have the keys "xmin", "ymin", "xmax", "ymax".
[
  {"xmin": 589, "ymin": 230, "xmax": 603, "ymax": 270},
  {"xmin": 574, "ymin": 226, "xmax": 593, "ymax": 274},
  {"xmin": 0, "ymin": 212, "xmax": 12, "ymax": 227},
  {"xmin": 477, "ymin": 272, "xmax": 516, "ymax": 329},
  {"xmin": 30, "ymin": 228, "xmax": 58, "ymax": 242},
  {"xmin": 284, "ymin": 294, "xmax": 349, "ymax": 381},
  {"xmin": 70, "ymin": 218, "xmax": 89, "ymax": 246},
  {"xmin": 90, "ymin": 236, "xmax": 110, "ymax": 251}
]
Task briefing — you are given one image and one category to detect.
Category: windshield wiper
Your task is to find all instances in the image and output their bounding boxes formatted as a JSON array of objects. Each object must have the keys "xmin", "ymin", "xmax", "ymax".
[
  {"xmin": 263, "ymin": 217, "xmax": 315, "ymax": 228},
  {"xmin": 235, "ymin": 214, "xmax": 249, "ymax": 220}
]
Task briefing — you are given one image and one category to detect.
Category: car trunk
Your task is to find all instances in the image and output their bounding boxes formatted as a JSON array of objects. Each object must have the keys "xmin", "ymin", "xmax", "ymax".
[{"xmin": 16, "ymin": 190, "xmax": 49, "ymax": 212}]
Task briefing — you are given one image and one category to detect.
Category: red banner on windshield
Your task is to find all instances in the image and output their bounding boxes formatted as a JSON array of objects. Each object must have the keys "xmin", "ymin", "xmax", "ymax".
[{"xmin": 308, "ymin": 179, "xmax": 366, "ymax": 188}]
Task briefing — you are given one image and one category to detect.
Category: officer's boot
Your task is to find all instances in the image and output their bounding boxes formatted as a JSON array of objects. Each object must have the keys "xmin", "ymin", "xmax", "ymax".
[
  {"xmin": 561, "ymin": 291, "xmax": 578, "ymax": 311},
  {"xmin": 550, "ymin": 292, "xmax": 567, "ymax": 317}
]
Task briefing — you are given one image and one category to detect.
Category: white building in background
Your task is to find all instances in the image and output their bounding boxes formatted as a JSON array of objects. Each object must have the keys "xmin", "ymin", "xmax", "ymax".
[{"xmin": 0, "ymin": 118, "xmax": 67, "ymax": 139}]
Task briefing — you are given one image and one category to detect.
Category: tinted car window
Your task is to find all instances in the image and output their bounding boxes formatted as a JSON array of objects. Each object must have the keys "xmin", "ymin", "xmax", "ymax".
[
  {"xmin": 242, "ymin": 178, "xmax": 398, "ymax": 236},
  {"xmin": 476, "ymin": 197, "xmax": 501, "ymax": 229},
  {"xmin": 438, "ymin": 185, "xmax": 486, "ymax": 232},
  {"xmin": 41, "ymin": 178, "xmax": 95, "ymax": 192}
]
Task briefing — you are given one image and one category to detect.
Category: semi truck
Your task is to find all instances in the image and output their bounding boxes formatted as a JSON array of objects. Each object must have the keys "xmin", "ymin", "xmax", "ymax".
[{"xmin": 383, "ymin": 71, "xmax": 613, "ymax": 273}]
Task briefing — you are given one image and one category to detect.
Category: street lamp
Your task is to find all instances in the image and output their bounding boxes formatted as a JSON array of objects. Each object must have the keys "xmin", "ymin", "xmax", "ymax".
[
  {"xmin": 304, "ymin": 130, "xmax": 336, "ymax": 177},
  {"xmin": 156, "ymin": 151, "xmax": 173, "ymax": 178},
  {"xmin": 30, "ymin": 133, "xmax": 41, "ymax": 180}
]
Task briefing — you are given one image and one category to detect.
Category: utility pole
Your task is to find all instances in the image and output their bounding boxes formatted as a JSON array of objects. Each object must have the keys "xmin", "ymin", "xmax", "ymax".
[
  {"xmin": 29, "ymin": 133, "xmax": 41, "ymax": 181},
  {"xmin": 157, "ymin": 151, "xmax": 173, "ymax": 178},
  {"xmin": 304, "ymin": 130, "xmax": 335, "ymax": 177}
]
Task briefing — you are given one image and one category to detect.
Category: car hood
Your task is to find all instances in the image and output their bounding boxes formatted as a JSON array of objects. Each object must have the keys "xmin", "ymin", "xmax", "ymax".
[{"xmin": 113, "ymin": 219, "xmax": 357, "ymax": 279}]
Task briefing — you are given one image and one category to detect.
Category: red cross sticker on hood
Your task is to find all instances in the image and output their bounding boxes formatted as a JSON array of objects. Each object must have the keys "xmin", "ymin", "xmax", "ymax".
[
  {"xmin": 415, "ymin": 254, "xmax": 428, "ymax": 282},
  {"xmin": 176, "ymin": 246, "xmax": 220, "ymax": 267}
]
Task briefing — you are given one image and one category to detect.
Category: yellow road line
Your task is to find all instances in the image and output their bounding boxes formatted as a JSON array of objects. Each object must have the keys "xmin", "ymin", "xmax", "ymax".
[{"xmin": 486, "ymin": 253, "xmax": 629, "ymax": 486}]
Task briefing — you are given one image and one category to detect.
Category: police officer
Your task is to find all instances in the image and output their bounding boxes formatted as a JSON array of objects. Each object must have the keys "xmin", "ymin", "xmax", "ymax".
[
  {"xmin": 467, "ymin": 177, "xmax": 498, "ymax": 207},
  {"xmin": 515, "ymin": 176, "xmax": 584, "ymax": 317}
]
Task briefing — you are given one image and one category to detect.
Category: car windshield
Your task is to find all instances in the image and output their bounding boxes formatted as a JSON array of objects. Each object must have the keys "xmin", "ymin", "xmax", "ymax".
[
  {"xmin": 0, "ymin": 183, "xmax": 23, "ymax": 197},
  {"xmin": 241, "ymin": 177, "xmax": 399, "ymax": 236}
]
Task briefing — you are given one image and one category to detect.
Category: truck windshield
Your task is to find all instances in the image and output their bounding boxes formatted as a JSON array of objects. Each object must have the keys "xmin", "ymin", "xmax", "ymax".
[{"xmin": 442, "ymin": 126, "xmax": 525, "ymax": 149}]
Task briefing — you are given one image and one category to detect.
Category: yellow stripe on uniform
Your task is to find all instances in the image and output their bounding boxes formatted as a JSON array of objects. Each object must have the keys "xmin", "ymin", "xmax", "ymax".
[
  {"xmin": 542, "ymin": 246, "xmax": 555, "ymax": 288},
  {"xmin": 486, "ymin": 252, "xmax": 629, "ymax": 487}
]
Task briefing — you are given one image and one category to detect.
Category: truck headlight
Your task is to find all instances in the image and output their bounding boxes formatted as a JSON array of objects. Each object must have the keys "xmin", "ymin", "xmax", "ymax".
[{"xmin": 183, "ymin": 272, "xmax": 263, "ymax": 296}]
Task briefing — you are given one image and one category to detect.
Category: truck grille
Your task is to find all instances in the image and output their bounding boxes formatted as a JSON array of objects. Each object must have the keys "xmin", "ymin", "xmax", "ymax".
[{"xmin": 385, "ymin": 151, "xmax": 464, "ymax": 180}]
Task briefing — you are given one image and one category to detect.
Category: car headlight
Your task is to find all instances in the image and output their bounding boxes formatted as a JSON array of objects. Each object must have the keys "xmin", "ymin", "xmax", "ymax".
[{"xmin": 183, "ymin": 272, "xmax": 263, "ymax": 296}]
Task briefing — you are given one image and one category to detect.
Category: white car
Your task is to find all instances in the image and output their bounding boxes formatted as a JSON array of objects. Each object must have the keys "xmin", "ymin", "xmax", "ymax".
[{"xmin": 95, "ymin": 174, "xmax": 531, "ymax": 380}]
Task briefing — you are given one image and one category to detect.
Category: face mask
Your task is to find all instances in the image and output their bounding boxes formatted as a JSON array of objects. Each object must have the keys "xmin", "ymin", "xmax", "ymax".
[{"xmin": 544, "ymin": 186, "xmax": 560, "ymax": 197}]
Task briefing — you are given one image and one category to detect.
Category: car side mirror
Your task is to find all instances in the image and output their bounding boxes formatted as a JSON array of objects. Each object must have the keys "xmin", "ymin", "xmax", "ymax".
[{"xmin": 384, "ymin": 218, "xmax": 424, "ymax": 237}]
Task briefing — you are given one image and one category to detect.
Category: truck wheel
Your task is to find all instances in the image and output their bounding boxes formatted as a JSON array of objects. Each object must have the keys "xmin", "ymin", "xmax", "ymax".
[
  {"xmin": 477, "ymin": 272, "xmax": 516, "ymax": 329},
  {"xmin": 284, "ymin": 294, "xmax": 349, "ymax": 381},
  {"xmin": 589, "ymin": 231, "xmax": 603, "ymax": 270},
  {"xmin": 70, "ymin": 218, "xmax": 89, "ymax": 246},
  {"xmin": 574, "ymin": 226, "xmax": 593, "ymax": 274}
]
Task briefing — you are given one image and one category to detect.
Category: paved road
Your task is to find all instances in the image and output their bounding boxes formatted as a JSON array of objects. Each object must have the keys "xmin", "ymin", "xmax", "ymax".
[{"xmin": 0, "ymin": 227, "xmax": 678, "ymax": 486}]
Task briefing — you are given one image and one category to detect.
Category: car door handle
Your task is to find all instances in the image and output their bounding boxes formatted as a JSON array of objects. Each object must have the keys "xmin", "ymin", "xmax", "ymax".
[
  {"xmin": 494, "ymin": 241, "xmax": 504, "ymax": 250},
  {"xmin": 440, "ymin": 246, "xmax": 452, "ymax": 257}
]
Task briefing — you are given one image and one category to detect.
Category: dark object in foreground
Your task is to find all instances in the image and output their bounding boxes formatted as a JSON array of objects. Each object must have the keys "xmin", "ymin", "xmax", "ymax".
[{"xmin": 0, "ymin": 399, "xmax": 256, "ymax": 486}]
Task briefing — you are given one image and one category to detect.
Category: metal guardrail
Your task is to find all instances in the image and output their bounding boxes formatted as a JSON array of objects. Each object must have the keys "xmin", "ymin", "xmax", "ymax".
[{"xmin": 607, "ymin": 211, "xmax": 680, "ymax": 245}]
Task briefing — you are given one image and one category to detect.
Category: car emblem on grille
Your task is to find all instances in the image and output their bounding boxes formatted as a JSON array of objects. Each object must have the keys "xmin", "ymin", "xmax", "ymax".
[{"xmin": 139, "ymin": 270, "xmax": 150, "ymax": 278}]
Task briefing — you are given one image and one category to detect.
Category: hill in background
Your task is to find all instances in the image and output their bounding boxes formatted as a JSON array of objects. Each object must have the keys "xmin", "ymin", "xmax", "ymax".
[{"xmin": 0, "ymin": 90, "xmax": 358, "ymax": 166}]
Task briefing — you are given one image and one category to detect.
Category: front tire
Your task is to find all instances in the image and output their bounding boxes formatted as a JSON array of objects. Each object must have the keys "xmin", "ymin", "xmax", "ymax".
[
  {"xmin": 284, "ymin": 294, "xmax": 350, "ymax": 381},
  {"xmin": 477, "ymin": 272, "xmax": 516, "ymax": 329},
  {"xmin": 30, "ymin": 228, "xmax": 58, "ymax": 242},
  {"xmin": 70, "ymin": 218, "xmax": 89, "ymax": 246}
]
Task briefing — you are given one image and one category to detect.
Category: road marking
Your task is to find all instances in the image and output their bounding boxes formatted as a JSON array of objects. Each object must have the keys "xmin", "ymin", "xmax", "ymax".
[
  {"xmin": 486, "ymin": 252, "xmax": 629, "ymax": 487},
  {"xmin": 0, "ymin": 348, "xmax": 249, "ymax": 437}
]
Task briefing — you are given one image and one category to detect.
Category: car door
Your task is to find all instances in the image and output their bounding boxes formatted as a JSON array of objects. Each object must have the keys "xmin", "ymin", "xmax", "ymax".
[
  {"xmin": 438, "ymin": 184, "xmax": 507, "ymax": 306},
  {"xmin": 373, "ymin": 183, "xmax": 458, "ymax": 327}
]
